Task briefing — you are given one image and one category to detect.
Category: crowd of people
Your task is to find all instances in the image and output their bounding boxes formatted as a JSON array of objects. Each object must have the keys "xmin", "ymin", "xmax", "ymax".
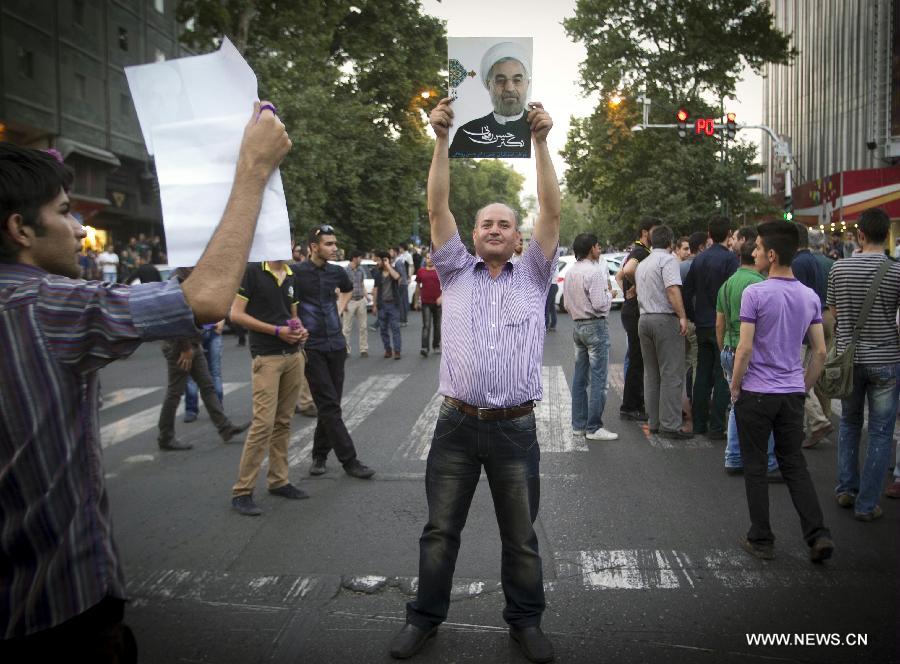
[
  {"xmin": 562, "ymin": 207, "xmax": 900, "ymax": 564},
  {"xmin": 79, "ymin": 233, "xmax": 167, "ymax": 284}
]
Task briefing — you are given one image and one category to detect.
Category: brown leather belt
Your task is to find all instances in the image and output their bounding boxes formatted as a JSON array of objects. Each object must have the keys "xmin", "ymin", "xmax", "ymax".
[{"xmin": 444, "ymin": 397, "xmax": 534, "ymax": 421}]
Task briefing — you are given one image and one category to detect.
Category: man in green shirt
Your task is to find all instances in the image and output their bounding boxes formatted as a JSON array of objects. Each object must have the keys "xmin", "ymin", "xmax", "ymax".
[{"xmin": 716, "ymin": 227, "xmax": 778, "ymax": 475}]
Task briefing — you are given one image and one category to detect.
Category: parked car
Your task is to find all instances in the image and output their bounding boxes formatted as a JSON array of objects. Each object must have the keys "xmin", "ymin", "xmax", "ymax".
[{"xmin": 555, "ymin": 255, "xmax": 625, "ymax": 313}]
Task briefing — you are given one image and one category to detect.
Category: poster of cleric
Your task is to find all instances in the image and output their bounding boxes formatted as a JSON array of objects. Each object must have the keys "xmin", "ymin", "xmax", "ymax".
[{"xmin": 447, "ymin": 38, "xmax": 533, "ymax": 159}]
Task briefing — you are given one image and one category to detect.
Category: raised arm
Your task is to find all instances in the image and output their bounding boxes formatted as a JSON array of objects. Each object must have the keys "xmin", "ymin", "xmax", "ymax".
[
  {"xmin": 182, "ymin": 101, "xmax": 291, "ymax": 323},
  {"xmin": 529, "ymin": 103, "xmax": 560, "ymax": 260},
  {"xmin": 427, "ymin": 98, "xmax": 458, "ymax": 250}
]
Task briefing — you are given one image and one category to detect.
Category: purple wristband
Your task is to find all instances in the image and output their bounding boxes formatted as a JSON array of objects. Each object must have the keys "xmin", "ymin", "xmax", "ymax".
[{"xmin": 274, "ymin": 325, "xmax": 280, "ymax": 338}]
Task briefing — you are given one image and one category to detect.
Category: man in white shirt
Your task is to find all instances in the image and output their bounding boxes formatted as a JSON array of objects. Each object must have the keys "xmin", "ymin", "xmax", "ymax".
[
  {"xmin": 564, "ymin": 233, "xmax": 617, "ymax": 441},
  {"xmin": 96, "ymin": 245, "xmax": 119, "ymax": 282}
]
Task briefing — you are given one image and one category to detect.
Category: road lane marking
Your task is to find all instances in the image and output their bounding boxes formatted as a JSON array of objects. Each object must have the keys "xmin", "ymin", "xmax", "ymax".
[
  {"xmin": 99, "ymin": 382, "xmax": 248, "ymax": 449},
  {"xmin": 537, "ymin": 365, "xmax": 586, "ymax": 452},
  {"xmin": 100, "ymin": 387, "xmax": 163, "ymax": 410},
  {"xmin": 395, "ymin": 391, "xmax": 443, "ymax": 461}
]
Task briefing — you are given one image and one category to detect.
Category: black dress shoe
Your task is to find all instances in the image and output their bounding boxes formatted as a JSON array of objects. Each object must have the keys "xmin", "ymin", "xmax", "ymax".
[
  {"xmin": 389, "ymin": 623, "xmax": 437, "ymax": 659},
  {"xmin": 344, "ymin": 460, "xmax": 375, "ymax": 479},
  {"xmin": 658, "ymin": 429, "xmax": 694, "ymax": 440},
  {"xmin": 268, "ymin": 483, "xmax": 309, "ymax": 499},
  {"xmin": 309, "ymin": 458, "xmax": 327, "ymax": 476},
  {"xmin": 510, "ymin": 626, "xmax": 554, "ymax": 663}
]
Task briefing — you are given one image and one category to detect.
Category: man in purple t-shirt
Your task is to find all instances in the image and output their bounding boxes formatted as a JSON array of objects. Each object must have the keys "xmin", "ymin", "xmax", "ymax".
[{"xmin": 729, "ymin": 221, "xmax": 833, "ymax": 563}]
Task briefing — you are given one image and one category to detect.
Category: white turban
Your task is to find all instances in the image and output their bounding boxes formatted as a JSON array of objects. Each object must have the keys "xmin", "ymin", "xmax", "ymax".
[{"xmin": 480, "ymin": 41, "xmax": 531, "ymax": 89}]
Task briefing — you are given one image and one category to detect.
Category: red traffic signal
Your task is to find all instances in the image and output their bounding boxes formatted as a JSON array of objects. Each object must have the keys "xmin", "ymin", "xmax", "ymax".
[
  {"xmin": 725, "ymin": 112, "xmax": 737, "ymax": 140},
  {"xmin": 676, "ymin": 108, "xmax": 689, "ymax": 138},
  {"xmin": 676, "ymin": 109, "xmax": 689, "ymax": 123}
]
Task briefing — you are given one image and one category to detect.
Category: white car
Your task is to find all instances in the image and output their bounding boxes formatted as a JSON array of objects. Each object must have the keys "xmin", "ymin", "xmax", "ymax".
[
  {"xmin": 554, "ymin": 255, "xmax": 625, "ymax": 313},
  {"xmin": 331, "ymin": 259, "xmax": 416, "ymax": 308}
]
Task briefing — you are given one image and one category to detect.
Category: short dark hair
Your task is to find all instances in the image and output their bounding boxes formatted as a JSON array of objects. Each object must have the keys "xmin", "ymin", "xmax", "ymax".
[
  {"xmin": 757, "ymin": 220, "xmax": 799, "ymax": 266},
  {"xmin": 676, "ymin": 236, "xmax": 689, "ymax": 249},
  {"xmin": 650, "ymin": 224, "xmax": 674, "ymax": 249},
  {"xmin": 688, "ymin": 231, "xmax": 707, "ymax": 254},
  {"xmin": 0, "ymin": 143, "xmax": 74, "ymax": 263},
  {"xmin": 349, "ymin": 249, "xmax": 364, "ymax": 260},
  {"xmin": 708, "ymin": 215, "xmax": 731, "ymax": 243},
  {"xmin": 399, "ymin": 243, "xmax": 408, "ymax": 251},
  {"xmin": 637, "ymin": 216, "xmax": 660, "ymax": 237},
  {"xmin": 376, "ymin": 250, "xmax": 391, "ymax": 261},
  {"xmin": 739, "ymin": 238, "xmax": 756, "ymax": 266},
  {"xmin": 572, "ymin": 232, "xmax": 599, "ymax": 260},
  {"xmin": 307, "ymin": 224, "xmax": 336, "ymax": 246},
  {"xmin": 857, "ymin": 207, "xmax": 890, "ymax": 244},
  {"xmin": 736, "ymin": 225, "xmax": 756, "ymax": 243}
]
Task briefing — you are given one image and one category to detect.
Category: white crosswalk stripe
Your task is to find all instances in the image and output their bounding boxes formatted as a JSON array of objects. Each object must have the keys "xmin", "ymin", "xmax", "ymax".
[
  {"xmin": 537, "ymin": 365, "xmax": 586, "ymax": 452},
  {"xmin": 101, "ymin": 387, "xmax": 163, "ymax": 410},
  {"xmin": 395, "ymin": 391, "xmax": 443, "ymax": 461},
  {"xmin": 99, "ymin": 382, "xmax": 248, "ymax": 449}
]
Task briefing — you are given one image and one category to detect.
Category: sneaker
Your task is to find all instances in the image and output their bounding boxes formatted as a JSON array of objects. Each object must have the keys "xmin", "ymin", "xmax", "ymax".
[
  {"xmin": 420, "ymin": 349, "xmax": 428, "ymax": 357},
  {"xmin": 344, "ymin": 460, "xmax": 375, "ymax": 479},
  {"xmin": 724, "ymin": 466, "xmax": 744, "ymax": 476},
  {"xmin": 586, "ymin": 428, "xmax": 618, "ymax": 441},
  {"xmin": 886, "ymin": 481, "xmax": 900, "ymax": 499},
  {"xmin": 809, "ymin": 536, "xmax": 834, "ymax": 563},
  {"xmin": 309, "ymin": 458, "xmax": 327, "ymax": 476},
  {"xmin": 268, "ymin": 483, "xmax": 309, "ymax": 500},
  {"xmin": 433, "ymin": 346, "xmax": 441, "ymax": 354},
  {"xmin": 619, "ymin": 409, "xmax": 648, "ymax": 421},
  {"xmin": 836, "ymin": 493, "xmax": 856, "ymax": 509},
  {"xmin": 740, "ymin": 536, "xmax": 775, "ymax": 560},
  {"xmin": 854, "ymin": 505, "xmax": 883, "ymax": 522},
  {"xmin": 360, "ymin": 351, "xmax": 369, "ymax": 358},
  {"xmin": 394, "ymin": 351, "xmax": 402, "ymax": 360},
  {"xmin": 231, "ymin": 494, "xmax": 262, "ymax": 516},
  {"xmin": 221, "ymin": 421, "xmax": 250, "ymax": 443},
  {"xmin": 158, "ymin": 438, "xmax": 193, "ymax": 451},
  {"xmin": 183, "ymin": 412, "xmax": 198, "ymax": 423}
]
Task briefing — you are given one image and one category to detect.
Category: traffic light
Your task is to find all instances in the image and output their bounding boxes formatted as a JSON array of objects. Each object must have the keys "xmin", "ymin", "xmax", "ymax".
[
  {"xmin": 725, "ymin": 112, "xmax": 736, "ymax": 140},
  {"xmin": 676, "ymin": 108, "xmax": 689, "ymax": 138},
  {"xmin": 783, "ymin": 197, "xmax": 794, "ymax": 221}
]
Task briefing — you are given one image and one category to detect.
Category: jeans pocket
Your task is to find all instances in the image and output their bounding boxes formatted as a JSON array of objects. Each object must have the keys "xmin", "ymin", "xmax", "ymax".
[
  {"xmin": 496, "ymin": 413, "xmax": 538, "ymax": 451},
  {"xmin": 866, "ymin": 364, "xmax": 897, "ymax": 387},
  {"xmin": 434, "ymin": 403, "xmax": 466, "ymax": 440}
]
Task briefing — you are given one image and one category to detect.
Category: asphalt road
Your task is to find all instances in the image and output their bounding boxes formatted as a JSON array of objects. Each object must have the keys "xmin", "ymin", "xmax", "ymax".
[{"xmin": 96, "ymin": 309, "xmax": 899, "ymax": 664}]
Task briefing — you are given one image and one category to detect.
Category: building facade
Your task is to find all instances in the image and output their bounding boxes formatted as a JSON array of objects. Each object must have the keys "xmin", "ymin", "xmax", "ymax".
[
  {"xmin": 0, "ymin": 0, "xmax": 192, "ymax": 251},
  {"xmin": 761, "ymin": 0, "xmax": 900, "ymax": 236}
]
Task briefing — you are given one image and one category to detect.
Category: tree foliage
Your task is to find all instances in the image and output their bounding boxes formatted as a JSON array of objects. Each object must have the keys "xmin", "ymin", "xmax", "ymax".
[
  {"xmin": 561, "ymin": 0, "xmax": 789, "ymax": 244},
  {"xmin": 563, "ymin": 0, "xmax": 795, "ymax": 101}
]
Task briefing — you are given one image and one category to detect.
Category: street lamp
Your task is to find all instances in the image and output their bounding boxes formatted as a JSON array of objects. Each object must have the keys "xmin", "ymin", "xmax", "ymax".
[{"xmin": 608, "ymin": 93, "xmax": 623, "ymax": 107}]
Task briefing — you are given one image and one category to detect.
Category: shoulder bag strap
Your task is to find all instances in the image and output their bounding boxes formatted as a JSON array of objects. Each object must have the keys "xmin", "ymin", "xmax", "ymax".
[{"xmin": 849, "ymin": 259, "xmax": 892, "ymax": 346}]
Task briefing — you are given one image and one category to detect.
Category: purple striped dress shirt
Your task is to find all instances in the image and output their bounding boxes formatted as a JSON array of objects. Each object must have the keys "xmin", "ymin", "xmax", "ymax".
[
  {"xmin": 431, "ymin": 233, "xmax": 558, "ymax": 408},
  {"xmin": 0, "ymin": 263, "xmax": 198, "ymax": 638}
]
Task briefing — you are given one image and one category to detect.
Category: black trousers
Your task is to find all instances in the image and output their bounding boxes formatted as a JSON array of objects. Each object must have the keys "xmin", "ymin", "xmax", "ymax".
[
  {"xmin": 0, "ymin": 596, "xmax": 136, "ymax": 663},
  {"xmin": 421, "ymin": 303, "xmax": 442, "ymax": 350},
  {"xmin": 620, "ymin": 300, "xmax": 644, "ymax": 412},
  {"xmin": 305, "ymin": 348, "xmax": 358, "ymax": 465},
  {"xmin": 733, "ymin": 391, "xmax": 830, "ymax": 547}
]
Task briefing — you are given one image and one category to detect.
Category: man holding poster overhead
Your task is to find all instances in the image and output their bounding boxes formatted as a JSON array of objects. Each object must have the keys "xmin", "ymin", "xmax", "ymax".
[
  {"xmin": 448, "ymin": 41, "xmax": 532, "ymax": 159},
  {"xmin": 389, "ymin": 97, "xmax": 558, "ymax": 663}
]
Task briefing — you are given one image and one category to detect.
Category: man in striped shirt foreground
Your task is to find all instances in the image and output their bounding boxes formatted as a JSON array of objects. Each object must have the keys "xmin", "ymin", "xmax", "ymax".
[
  {"xmin": 389, "ymin": 97, "xmax": 559, "ymax": 663},
  {"xmin": 0, "ymin": 102, "xmax": 290, "ymax": 661}
]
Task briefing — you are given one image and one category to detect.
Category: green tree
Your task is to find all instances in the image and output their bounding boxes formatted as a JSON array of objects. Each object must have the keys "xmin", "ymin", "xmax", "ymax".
[
  {"xmin": 562, "ymin": 0, "xmax": 789, "ymax": 240},
  {"xmin": 176, "ymin": 0, "xmax": 446, "ymax": 252}
]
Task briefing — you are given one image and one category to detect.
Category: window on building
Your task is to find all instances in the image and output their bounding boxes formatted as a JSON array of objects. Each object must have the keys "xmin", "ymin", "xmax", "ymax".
[
  {"xmin": 17, "ymin": 48, "xmax": 33, "ymax": 78},
  {"xmin": 154, "ymin": 0, "xmax": 165, "ymax": 13},
  {"xmin": 73, "ymin": 0, "xmax": 85, "ymax": 26},
  {"xmin": 75, "ymin": 74, "xmax": 87, "ymax": 100},
  {"xmin": 154, "ymin": 48, "xmax": 166, "ymax": 62},
  {"xmin": 118, "ymin": 27, "xmax": 128, "ymax": 51}
]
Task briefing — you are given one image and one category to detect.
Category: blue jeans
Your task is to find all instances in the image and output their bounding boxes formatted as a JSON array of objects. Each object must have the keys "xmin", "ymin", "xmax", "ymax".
[
  {"xmin": 185, "ymin": 329, "xmax": 223, "ymax": 416},
  {"xmin": 407, "ymin": 403, "xmax": 544, "ymax": 629},
  {"xmin": 836, "ymin": 363, "xmax": 899, "ymax": 514},
  {"xmin": 571, "ymin": 318, "xmax": 610, "ymax": 432},
  {"xmin": 378, "ymin": 301, "xmax": 401, "ymax": 352},
  {"xmin": 721, "ymin": 349, "xmax": 777, "ymax": 472}
]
